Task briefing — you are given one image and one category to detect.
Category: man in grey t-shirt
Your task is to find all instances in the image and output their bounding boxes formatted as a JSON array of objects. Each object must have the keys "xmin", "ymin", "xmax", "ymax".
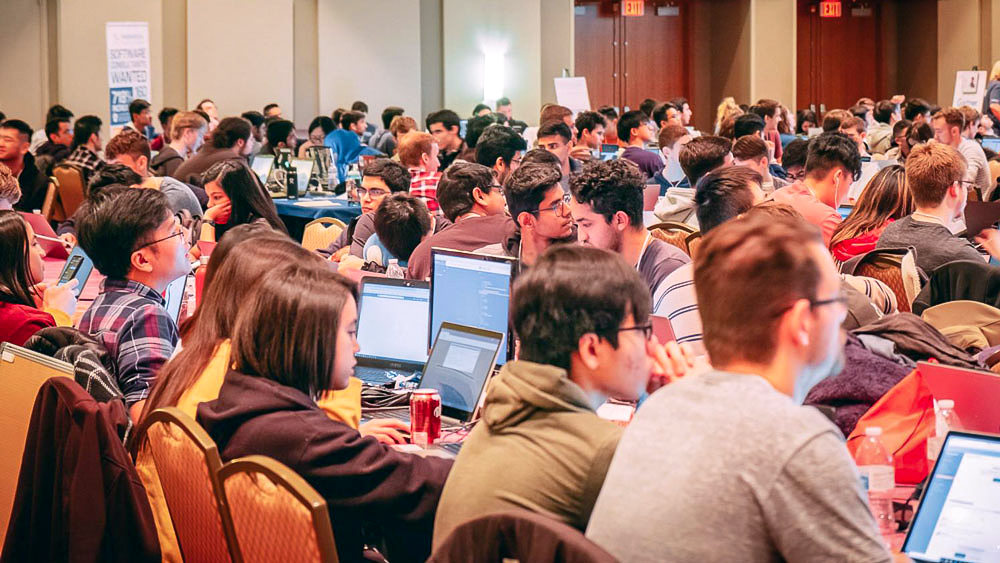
[{"xmin": 586, "ymin": 214, "xmax": 891, "ymax": 563}]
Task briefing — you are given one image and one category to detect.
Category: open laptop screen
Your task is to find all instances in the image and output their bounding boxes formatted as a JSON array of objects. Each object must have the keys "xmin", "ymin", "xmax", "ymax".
[
  {"xmin": 420, "ymin": 323, "xmax": 503, "ymax": 420},
  {"xmin": 903, "ymin": 431, "xmax": 1000, "ymax": 562},
  {"xmin": 356, "ymin": 279, "xmax": 430, "ymax": 365},
  {"xmin": 430, "ymin": 249, "xmax": 514, "ymax": 365},
  {"xmin": 250, "ymin": 154, "xmax": 274, "ymax": 184}
]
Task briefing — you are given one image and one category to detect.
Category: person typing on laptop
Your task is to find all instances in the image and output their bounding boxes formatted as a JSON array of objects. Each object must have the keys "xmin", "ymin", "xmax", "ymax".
[
  {"xmin": 585, "ymin": 214, "xmax": 892, "ymax": 563},
  {"xmin": 432, "ymin": 245, "xmax": 698, "ymax": 548}
]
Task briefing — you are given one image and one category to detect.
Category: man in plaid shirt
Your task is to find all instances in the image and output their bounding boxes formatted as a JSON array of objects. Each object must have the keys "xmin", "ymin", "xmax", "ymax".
[
  {"xmin": 398, "ymin": 131, "xmax": 442, "ymax": 216},
  {"xmin": 63, "ymin": 115, "xmax": 106, "ymax": 185},
  {"xmin": 76, "ymin": 189, "xmax": 191, "ymax": 421}
]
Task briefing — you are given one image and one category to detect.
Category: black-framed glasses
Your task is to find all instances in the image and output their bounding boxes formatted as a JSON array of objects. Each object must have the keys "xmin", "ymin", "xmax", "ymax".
[
  {"xmin": 809, "ymin": 295, "xmax": 849, "ymax": 310},
  {"xmin": 134, "ymin": 227, "xmax": 185, "ymax": 252},
  {"xmin": 531, "ymin": 193, "xmax": 572, "ymax": 216},
  {"xmin": 618, "ymin": 323, "xmax": 653, "ymax": 340},
  {"xmin": 488, "ymin": 183, "xmax": 505, "ymax": 195},
  {"xmin": 356, "ymin": 187, "xmax": 389, "ymax": 198}
]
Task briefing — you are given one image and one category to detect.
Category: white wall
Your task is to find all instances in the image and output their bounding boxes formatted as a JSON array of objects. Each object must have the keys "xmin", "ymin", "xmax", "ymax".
[
  {"xmin": 539, "ymin": 0, "xmax": 574, "ymax": 106},
  {"xmin": 317, "ymin": 0, "xmax": 423, "ymax": 126},
  {"xmin": 0, "ymin": 0, "xmax": 47, "ymax": 126},
  {"xmin": 185, "ymin": 0, "xmax": 294, "ymax": 119},
  {"xmin": 56, "ymin": 0, "xmax": 164, "ymax": 141},
  {"xmin": 442, "ymin": 0, "xmax": 542, "ymax": 122}
]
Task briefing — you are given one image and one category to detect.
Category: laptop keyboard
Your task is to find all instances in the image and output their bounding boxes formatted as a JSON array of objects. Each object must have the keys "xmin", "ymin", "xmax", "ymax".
[
  {"xmin": 367, "ymin": 408, "xmax": 410, "ymax": 422},
  {"xmin": 437, "ymin": 442, "xmax": 463, "ymax": 455}
]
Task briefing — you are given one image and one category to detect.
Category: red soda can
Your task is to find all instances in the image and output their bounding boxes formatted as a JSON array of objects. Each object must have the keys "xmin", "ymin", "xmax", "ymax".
[{"xmin": 410, "ymin": 389, "xmax": 441, "ymax": 446}]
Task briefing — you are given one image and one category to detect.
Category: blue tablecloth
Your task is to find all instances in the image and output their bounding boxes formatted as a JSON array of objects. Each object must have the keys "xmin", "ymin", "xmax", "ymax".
[{"xmin": 272, "ymin": 195, "xmax": 363, "ymax": 241}]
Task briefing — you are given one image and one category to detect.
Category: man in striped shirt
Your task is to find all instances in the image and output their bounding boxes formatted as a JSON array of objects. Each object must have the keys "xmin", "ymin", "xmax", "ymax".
[{"xmin": 76, "ymin": 189, "xmax": 191, "ymax": 421}]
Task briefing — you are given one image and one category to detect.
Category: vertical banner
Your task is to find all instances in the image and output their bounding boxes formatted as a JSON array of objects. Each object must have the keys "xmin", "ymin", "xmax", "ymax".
[{"xmin": 106, "ymin": 22, "xmax": 151, "ymax": 132}]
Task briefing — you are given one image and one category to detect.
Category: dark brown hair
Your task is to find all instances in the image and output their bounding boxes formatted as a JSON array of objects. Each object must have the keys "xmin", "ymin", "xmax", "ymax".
[
  {"xmin": 230, "ymin": 264, "xmax": 357, "ymax": 399},
  {"xmin": 105, "ymin": 128, "xmax": 151, "ymax": 161},
  {"xmin": 694, "ymin": 214, "xmax": 824, "ymax": 366},
  {"xmin": 141, "ymin": 231, "xmax": 316, "ymax": 421},
  {"xmin": 731, "ymin": 135, "xmax": 768, "ymax": 161},
  {"xmin": 829, "ymin": 165, "xmax": 912, "ymax": 250},
  {"xmin": 0, "ymin": 211, "xmax": 38, "ymax": 307}
]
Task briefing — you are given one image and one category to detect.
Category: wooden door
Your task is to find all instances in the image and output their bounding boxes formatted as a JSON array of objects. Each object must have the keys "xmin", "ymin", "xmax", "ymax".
[
  {"xmin": 797, "ymin": 0, "xmax": 883, "ymax": 115},
  {"xmin": 621, "ymin": 2, "xmax": 689, "ymax": 111},
  {"xmin": 574, "ymin": 1, "xmax": 620, "ymax": 110}
]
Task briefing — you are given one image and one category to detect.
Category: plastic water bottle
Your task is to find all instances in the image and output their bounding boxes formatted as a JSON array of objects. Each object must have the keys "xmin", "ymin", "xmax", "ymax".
[
  {"xmin": 927, "ymin": 399, "xmax": 962, "ymax": 465},
  {"xmin": 855, "ymin": 426, "xmax": 895, "ymax": 536},
  {"xmin": 386, "ymin": 259, "xmax": 404, "ymax": 279}
]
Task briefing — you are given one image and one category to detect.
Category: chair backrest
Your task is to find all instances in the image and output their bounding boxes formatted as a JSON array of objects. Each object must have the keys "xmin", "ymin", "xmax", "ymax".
[
  {"xmin": 855, "ymin": 251, "xmax": 911, "ymax": 313},
  {"xmin": 135, "ymin": 407, "xmax": 238, "ymax": 562},
  {"xmin": 40, "ymin": 180, "xmax": 59, "ymax": 220},
  {"xmin": 218, "ymin": 455, "xmax": 338, "ymax": 563},
  {"xmin": 0, "ymin": 343, "xmax": 72, "ymax": 546},
  {"xmin": 301, "ymin": 217, "xmax": 345, "ymax": 253},
  {"xmin": 647, "ymin": 221, "xmax": 697, "ymax": 258},
  {"xmin": 684, "ymin": 231, "xmax": 702, "ymax": 259},
  {"xmin": 51, "ymin": 165, "xmax": 87, "ymax": 218},
  {"xmin": 428, "ymin": 509, "xmax": 617, "ymax": 563}
]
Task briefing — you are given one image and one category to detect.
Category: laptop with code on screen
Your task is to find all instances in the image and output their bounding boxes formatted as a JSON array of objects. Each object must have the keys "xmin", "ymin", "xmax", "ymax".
[
  {"xmin": 354, "ymin": 278, "xmax": 430, "ymax": 386},
  {"xmin": 902, "ymin": 431, "xmax": 1000, "ymax": 563},
  {"xmin": 430, "ymin": 248, "xmax": 516, "ymax": 365}
]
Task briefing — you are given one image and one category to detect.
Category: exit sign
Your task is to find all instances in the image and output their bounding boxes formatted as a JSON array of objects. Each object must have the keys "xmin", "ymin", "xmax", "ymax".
[
  {"xmin": 623, "ymin": 0, "xmax": 644, "ymax": 17},
  {"xmin": 819, "ymin": 1, "xmax": 842, "ymax": 17}
]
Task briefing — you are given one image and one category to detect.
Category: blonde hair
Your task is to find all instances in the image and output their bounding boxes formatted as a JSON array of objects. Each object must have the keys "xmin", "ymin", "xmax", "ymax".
[
  {"xmin": 715, "ymin": 97, "xmax": 741, "ymax": 133},
  {"xmin": 170, "ymin": 111, "xmax": 208, "ymax": 139},
  {"xmin": 389, "ymin": 115, "xmax": 417, "ymax": 138},
  {"xmin": 990, "ymin": 61, "xmax": 1000, "ymax": 82}
]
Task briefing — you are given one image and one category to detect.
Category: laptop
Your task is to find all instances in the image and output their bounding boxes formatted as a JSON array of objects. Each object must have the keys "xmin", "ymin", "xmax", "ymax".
[
  {"xmin": 837, "ymin": 205, "xmax": 854, "ymax": 220},
  {"xmin": 57, "ymin": 245, "xmax": 93, "ymax": 297},
  {"xmin": 918, "ymin": 361, "xmax": 1000, "ymax": 434},
  {"xmin": 163, "ymin": 275, "xmax": 188, "ymax": 323},
  {"xmin": 650, "ymin": 314, "xmax": 676, "ymax": 343},
  {"xmin": 980, "ymin": 136, "xmax": 1000, "ymax": 154},
  {"xmin": 250, "ymin": 154, "xmax": 274, "ymax": 185},
  {"xmin": 430, "ymin": 248, "xmax": 516, "ymax": 365},
  {"xmin": 19, "ymin": 212, "xmax": 68, "ymax": 259},
  {"xmin": 291, "ymin": 158, "xmax": 315, "ymax": 194},
  {"xmin": 902, "ymin": 430, "xmax": 1000, "ymax": 562},
  {"xmin": 643, "ymin": 184, "xmax": 660, "ymax": 211},
  {"xmin": 354, "ymin": 278, "xmax": 431, "ymax": 386},
  {"xmin": 599, "ymin": 143, "xmax": 619, "ymax": 161},
  {"xmin": 365, "ymin": 322, "xmax": 504, "ymax": 427}
]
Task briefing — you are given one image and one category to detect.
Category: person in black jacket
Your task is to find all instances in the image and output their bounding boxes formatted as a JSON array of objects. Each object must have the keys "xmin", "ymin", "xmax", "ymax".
[{"xmin": 197, "ymin": 262, "xmax": 451, "ymax": 563}]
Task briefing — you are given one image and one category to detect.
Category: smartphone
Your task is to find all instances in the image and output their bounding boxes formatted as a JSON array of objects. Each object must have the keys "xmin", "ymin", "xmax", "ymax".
[
  {"xmin": 163, "ymin": 275, "xmax": 188, "ymax": 322},
  {"xmin": 57, "ymin": 246, "xmax": 94, "ymax": 297}
]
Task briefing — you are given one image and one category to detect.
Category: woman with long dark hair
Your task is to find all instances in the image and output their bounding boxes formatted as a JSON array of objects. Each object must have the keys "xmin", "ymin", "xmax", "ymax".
[
  {"xmin": 196, "ymin": 262, "xmax": 451, "ymax": 563},
  {"xmin": 0, "ymin": 210, "xmax": 77, "ymax": 345},
  {"xmin": 829, "ymin": 165, "xmax": 913, "ymax": 262},
  {"xmin": 199, "ymin": 159, "xmax": 287, "ymax": 242}
]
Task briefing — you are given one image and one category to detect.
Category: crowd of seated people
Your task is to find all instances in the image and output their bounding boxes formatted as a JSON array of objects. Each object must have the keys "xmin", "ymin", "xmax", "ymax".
[{"xmin": 4, "ymin": 79, "xmax": 1000, "ymax": 562}]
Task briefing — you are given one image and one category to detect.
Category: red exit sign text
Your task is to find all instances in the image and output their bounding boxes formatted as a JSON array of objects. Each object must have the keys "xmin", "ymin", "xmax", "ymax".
[
  {"xmin": 819, "ymin": 1, "xmax": 842, "ymax": 17},
  {"xmin": 623, "ymin": 0, "xmax": 644, "ymax": 17}
]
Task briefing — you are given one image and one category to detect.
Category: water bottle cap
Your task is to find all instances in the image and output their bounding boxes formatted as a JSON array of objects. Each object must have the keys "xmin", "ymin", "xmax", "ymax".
[
  {"xmin": 864, "ymin": 426, "xmax": 882, "ymax": 437},
  {"xmin": 938, "ymin": 399, "xmax": 954, "ymax": 409},
  {"xmin": 389, "ymin": 259, "xmax": 398, "ymax": 265}
]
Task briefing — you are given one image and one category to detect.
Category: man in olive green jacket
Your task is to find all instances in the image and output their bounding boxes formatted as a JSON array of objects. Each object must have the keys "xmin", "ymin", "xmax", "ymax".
[{"xmin": 433, "ymin": 245, "xmax": 696, "ymax": 548}]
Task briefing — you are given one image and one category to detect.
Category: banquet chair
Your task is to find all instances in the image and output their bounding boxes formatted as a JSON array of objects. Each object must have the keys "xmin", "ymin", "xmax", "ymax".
[
  {"xmin": 853, "ymin": 249, "xmax": 919, "ymax": 313},
  {"xmin": 301, "ymin": 217, "xmax": 346, "ymax": 252},
  {"xmin": 135, "ymin": 407, "xmax": 240, "ymax": 562},
  {"xmin": 647, "ymin": 221, "xmax": 699, "ymax": 258},
  {"xmin": 218, "ymin": 455, "xmax": 339, "ymax": 563},
  {"xmin": 0, "ymin": 343, "xmax": 72, "ymax": 547},
  {"xmin": 51, "ymin": 164, "xmax": 87, "ymax": 218}
]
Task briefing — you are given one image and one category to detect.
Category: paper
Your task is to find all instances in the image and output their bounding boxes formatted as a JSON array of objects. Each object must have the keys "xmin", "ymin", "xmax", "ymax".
[
  {"xmin": 293, "ymin": 200, "xmax": 337, "ymax": 208},
  {"xmin": 554, "ymin": 77, "xmax": 591, "ymax": 116}
]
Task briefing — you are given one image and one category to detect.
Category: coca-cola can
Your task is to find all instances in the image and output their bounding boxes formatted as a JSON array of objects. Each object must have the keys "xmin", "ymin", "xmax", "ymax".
[{"xmin": 410, "ymin": 389, "xmax": 441, "ymax": 446}]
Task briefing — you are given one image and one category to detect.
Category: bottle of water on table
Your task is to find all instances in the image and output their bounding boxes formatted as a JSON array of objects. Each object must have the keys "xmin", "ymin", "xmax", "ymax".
[{"xmin": 855, "ymin": 426, "xmax": 895, "ymax": 537}]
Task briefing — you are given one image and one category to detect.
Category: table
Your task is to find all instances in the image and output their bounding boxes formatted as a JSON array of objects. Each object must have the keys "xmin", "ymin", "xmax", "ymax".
[{"xmin": 272, "ymin": 194, "xmax": 363, "ymax": 242}]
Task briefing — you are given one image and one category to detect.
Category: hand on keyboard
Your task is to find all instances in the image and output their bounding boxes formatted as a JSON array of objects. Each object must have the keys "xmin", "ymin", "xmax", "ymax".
[{"xmin": 360, "ymin": 418, "xmax": 411, "ymax": 445}]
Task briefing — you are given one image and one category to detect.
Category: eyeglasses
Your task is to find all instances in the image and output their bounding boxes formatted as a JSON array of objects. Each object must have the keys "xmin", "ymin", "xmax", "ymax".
[
  {"xmin": 488, "ymin": 183, "xmax": 505, "ymax": 196},
  {"xmin": 134, "ymin": 226, "xmax": 185, "ymax": 252},
  {"xmin": 532, "ymin": 193, "xmax": 572, "ymax": 216},
  {"xmin": 356, "ymin": 187, "xmax": 389, "ymax": 199},
  {"xmin": 618, "ymin": 323, "xmax": 653, "ymax": 340}
]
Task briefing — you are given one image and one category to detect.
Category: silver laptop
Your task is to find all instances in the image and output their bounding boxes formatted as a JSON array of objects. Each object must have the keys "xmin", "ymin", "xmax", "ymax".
[
  {"xmin": 354, "ymin": 277, "xmax": 430, "ymax": 386},
  {"xmin": 902, "ymin": 430, "xmax": 1000, "ymax": 562},
  {"xmin": 364, "ymin": 322, "xmax": 504, "ymax": 427},
  {"xmin": 250, "ymin": 154, "xmax": 274, "ymax": 185}
]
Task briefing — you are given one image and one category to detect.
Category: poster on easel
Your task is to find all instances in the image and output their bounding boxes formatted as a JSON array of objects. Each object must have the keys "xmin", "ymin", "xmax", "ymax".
[
  {"xmin": 554, "ymin": 77, "xmax": 591, "ymax": 117},
  {"xmin": 106, "ymin": 22, "xmax": 151, "ymax": 134},
  {"xmin": 953, "ymin": 70, "xmax": 986, "ymax": 109}
]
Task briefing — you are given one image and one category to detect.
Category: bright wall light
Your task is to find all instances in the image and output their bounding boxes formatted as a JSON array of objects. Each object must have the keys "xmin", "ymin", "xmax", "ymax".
[{"xmin": 483, "ymin": 50, "xmax": 505, "ymax": 102}]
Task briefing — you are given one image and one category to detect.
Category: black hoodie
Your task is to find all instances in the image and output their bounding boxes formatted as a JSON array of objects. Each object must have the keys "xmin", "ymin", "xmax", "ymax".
[{"xmin": 197, "ymin": 370, "xmax": 452, "ymax": 563}]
